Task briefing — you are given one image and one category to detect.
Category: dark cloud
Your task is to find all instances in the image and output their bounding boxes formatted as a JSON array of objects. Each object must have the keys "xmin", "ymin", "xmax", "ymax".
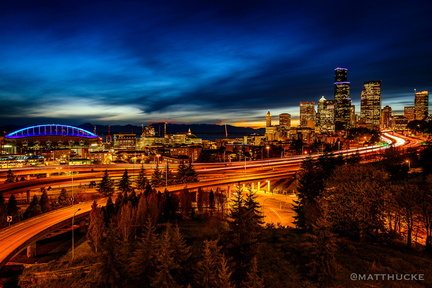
[{"xmin": 0, "ymin": 0, "xmax": 430, "ymax": 126}]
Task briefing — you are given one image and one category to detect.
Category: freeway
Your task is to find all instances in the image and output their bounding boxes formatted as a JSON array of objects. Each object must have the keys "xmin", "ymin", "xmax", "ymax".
[{"xmin": 0, "ymin": 132, "xmax": 423, "ymax": 269}]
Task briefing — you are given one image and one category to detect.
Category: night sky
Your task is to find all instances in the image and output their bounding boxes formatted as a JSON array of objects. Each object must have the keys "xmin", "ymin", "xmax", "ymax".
[{"xmin": 0, "ymin": 0, "xmax": 431, "ymax": 128}]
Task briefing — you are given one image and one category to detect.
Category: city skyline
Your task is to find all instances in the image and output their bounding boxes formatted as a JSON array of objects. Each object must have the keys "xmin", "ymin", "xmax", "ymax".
[{"xmin": 0, "ymin": 0, "xmax": 430, "ymax": 128}]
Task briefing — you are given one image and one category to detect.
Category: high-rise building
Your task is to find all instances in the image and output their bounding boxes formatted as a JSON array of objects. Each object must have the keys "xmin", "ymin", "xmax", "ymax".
[
  {"xmin": 334, "ymin": 67, "xmax": 351, "ymax": 131},
  {"xmin": 317, "ymin": 96, "xmax": 335, "ymax": 132},
  {"xmin": 404, "ymin": 106, "xmax": 415, "ymax": 122},
  {"xmin": 300, "ymin": 102, "xmax": 315, "ymax": 129},
  {"xmin": 265, "ymin": 111, "xmax": 277, "ymax": 141},
  {"xmin": 381, "ymin": 105, "xmax": 392, "ymax": 129},
  {"xmin": 279, "ymin": 113, "xmax": 291, "ymax": 129},
  {"xmin": 414, "ymin": 90, "xmax": 429, "ymax": 120},
  {"xmin": 360, "ymin": 81, "xmax": 382, "ymax": 130}
]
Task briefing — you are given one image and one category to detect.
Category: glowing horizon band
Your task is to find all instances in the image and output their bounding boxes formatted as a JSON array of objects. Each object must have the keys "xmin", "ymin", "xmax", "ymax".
[{"xmin": 5, "ymin": 124, "xmax": 98, "ymax": 139}]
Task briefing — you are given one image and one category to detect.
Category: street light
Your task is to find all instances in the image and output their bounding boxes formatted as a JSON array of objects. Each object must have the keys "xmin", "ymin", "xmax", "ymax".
[
  {"xmin": 406, "ymin": 159, "xmax": 410, "ymax": 170},
  {"xmin": 156, "ymin": 154, "xmax": 161, "ymax": 166},
  {"xmin": 72, "ymin": 208, "xmax": 81, "ymax": 261}
]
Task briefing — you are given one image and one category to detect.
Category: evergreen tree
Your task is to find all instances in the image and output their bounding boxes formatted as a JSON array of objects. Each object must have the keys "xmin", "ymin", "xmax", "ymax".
[
  {"xmin": 129, "ymin": 218, "xmax": 158, "ymax": 287},
  {"xmin": 309, "ymin": 200, "xmax": 338, "ymax": 287},
  {"xmin": 4, "ymin": 169, "xmax": 15, "ymax": 184},
  {"xmin": 293, "ymin": 157, "xmax": 326, "ymax": 229},
  {"xmin": 197, "ymin": 187, "xmax": 204, "ymax": 213},
  {"xmin": 195, "ymin": 240, "xmax": 234, "ymax": 288},
  {"xmin": 23, "ymin": 195, "xmax": 42, "ymax": 219},
  {"xmin": 7, "ymin": 194, "xmax": 19, "ymax": 223},
  {"xmin": 151, "ymin": 229, "xmax": 182, "ymax": 288},
  {"xmin": 88, "ymin": 200, "xmax": 105, "ymax": 253},
  {"xmin": 177, "ymin": 161, "xmax": 188, "ymax": 184},
  {"xmin": 103, "ymin": 197, "xmax": 116, "ymax": 226},
  {"xmin": 118, "ymin": 169, "xmax": 132, "ymax": 193},
  {"xmin": 39, "ymin": 189, "xmax": 51, "ymax": 213},
  {"xmin": 98, "ymin": 170, "xmax": 115, "ymax": 197},
  {"xmin": 90, "ymin": 228, "xmax": 125, "ymax": 288},
  {"xmin": 58, "ymin": 187, "xmax": 69, "ymax": 207},
  {"xmin": 225, "ymin": 185, "xmax": 263, "ymax": 285},
  {"xmin": 241, "ymin": 257, "xmax": 264, "ymax": 288},
  {"xmin": 136, "ymin": 165, "xmax": 148, "ymax": 192},
  {"xmin": 184, "ymin": 163, "xmax": 198, "ymax": 183},
  {"xmin": 151, "ymin": 163, "xmax": 164, "ymax": 187}
]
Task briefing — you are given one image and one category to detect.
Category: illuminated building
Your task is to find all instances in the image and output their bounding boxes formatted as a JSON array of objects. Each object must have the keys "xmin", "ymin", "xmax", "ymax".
[
  {"xmin": 4, "ymin": 124, "xmax": 99, "ymax": 154},
  {"xmin": 317, "ymin": 96, "xmax": 335, "ymax": 132},
  {"xmin": 278, "ymin": 113, "xmax": 291, "ymax": 139},
  {"xmin": 404, "ymin": 106, "xmax": 415, "ymax": 122},
  {"xmin": 414, "ymin": 90, "xmax": 429, "ymax": 120},
  {"xmin": 300, "ymin": 102, "xmax": 315, "ymax": 129},
  {"xmin": 265, "ymin": 111, "xmax": 277, "ymax": 141},
  {"xmin": 360, "ymin": 81, "xmax": 382, "ymax": 130},
  {"xmin": 114, "ymin": 133, "xmax": 137, "ymax": 151},
  {"xmin": 381, "ymin": 105, "xmax": 392, "ymax": 129},
  {"xmin": 334, "ymin": 67, "xmax": 351, "ymax": 130},
  {"xmin": 392, "ymin": 115, "xmax": 409, "ymax": 130}
]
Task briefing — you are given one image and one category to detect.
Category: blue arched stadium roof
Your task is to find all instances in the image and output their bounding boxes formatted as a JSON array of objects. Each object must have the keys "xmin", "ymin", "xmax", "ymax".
[{"xmin": 5, "ymin": 124, "xmax": 98, "ymax": 139}]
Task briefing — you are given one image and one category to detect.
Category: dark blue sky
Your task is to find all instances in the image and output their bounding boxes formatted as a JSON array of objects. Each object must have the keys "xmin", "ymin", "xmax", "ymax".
[{"xmin": 0, "ymin": 0, "xmax": 430, "ymax": 128}]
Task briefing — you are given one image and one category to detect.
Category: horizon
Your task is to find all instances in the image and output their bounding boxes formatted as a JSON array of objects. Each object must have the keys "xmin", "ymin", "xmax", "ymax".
[{"xmin": 0, "ymin": 1, "xmax": 430, "ymax": 127}]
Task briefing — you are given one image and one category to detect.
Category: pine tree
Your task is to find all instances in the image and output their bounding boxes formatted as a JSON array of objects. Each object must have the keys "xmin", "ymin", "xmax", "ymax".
[
  {"xmin": 87, "ymin": 200, "xmax": 105, "ymax": 253},
  {"xmin": 177, "ymin": 161, "xmax": 188, "ymax": 184},
  {"xmin": 225, "ymin": 184, "xmax": 263, "ymax": 285},
  {"xmin": 39, "ymin": 189, "xmax": 51, "ymax": 213},
  {"xmin": 195, "ymin": 240, "xmax": 234, "ymax": 288},
  {"xmin": 309, "ymin": 201, "xmax": 338, "ymax": 287},
  {"xmin": 23, "ymin": 195, "xmax": 42, "ymax": 219},
  {"xmin": 136, "ymin": 165, "xmax": 148, "ymax": 192},
  {"xmin": 241, "ymin": 257, "xmax": 264, "ymax": 288},
  {"xmin": 293, "ymin": 157, "xmax": 325, "ymax": 229},
  {"xmin": 151, "ymin": 229, "xmax": 182, "ymax": 288},
  {"xmin": 184, "ymin": 163, "xmax": 198, "ymax": 183},
  {"xmin": 129, "ymin": 218, "xmax": 158, "ymax": 287},
  {"xmin": 58, "ymin": 187, "xmax": 69, "ymax": 207},
  {"xmin": 98, "ymin": 169, "xmax": 115, "ymax": 197},
  {"xmin": 4, "ymin": 169, "xmax": 15, "ymax": 184},
  {"xmin": 151, "ymin": 163, "xmax": 164, "ymax": 187},
  {"xmin": 7, "ymin": 194, "xmax": 19, "ymax": 223},
  {"xmin": 118, "ymin": 169, "xmax": 132, "ymax": 193}
]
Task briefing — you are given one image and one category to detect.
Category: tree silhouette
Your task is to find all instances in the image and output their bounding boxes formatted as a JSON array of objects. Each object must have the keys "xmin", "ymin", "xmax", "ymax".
[
  {"xmin": 118, "ymin": 169, "xmax": 132, "ymax": 193},
  {"xmin": 98, "ymin": 169, "xmax": 115, "ymax": 197}
]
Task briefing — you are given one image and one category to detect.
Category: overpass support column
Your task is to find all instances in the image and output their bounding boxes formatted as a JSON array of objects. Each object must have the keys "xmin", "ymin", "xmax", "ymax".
[
  {"xmin": 46, "ymin": 173, "xmax": 50, "ymax": 177},
  {"xmin": 257, "ymin": 182, "xmax": 261, "ymax": 193},
  {"xmin": 27, "ymin": 243, "xmax": 37, "ymax": 258},
  {"xmin": 227, "ymin": 185, "xmax": 231, "ymax": 198},
  {"xmin": 267, "ymin": 180, "xmax": 271, "ymax": 193},
  {"xmin": 26, "ymin": 175, "xmax": 31, "ymax": 180},
  {"xmin": 251, "ymin": 182, "xmax": 254, "ymax": 191}
]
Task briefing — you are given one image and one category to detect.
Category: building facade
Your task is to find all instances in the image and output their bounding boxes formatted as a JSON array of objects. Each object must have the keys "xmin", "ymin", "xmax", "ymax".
[
  {"xmin": 360, "ymin": 81, "xmax": 382, "ymax": 130},
  {"xmin": 334, "ymin": 67, "xmax": 352, "ymax": 131},
  {"xmin": 300, "ymin": 102, "xmax": 315, "ymax": 129},
  {"xmin": 414, "ymin": 90, "xmax": 429, "ymax": 120}
]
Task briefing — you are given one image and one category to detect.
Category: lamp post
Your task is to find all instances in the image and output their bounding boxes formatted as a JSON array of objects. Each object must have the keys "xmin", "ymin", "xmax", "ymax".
[
  {"xmin": 406, "ymin": 159, "xmax": 410, "ymax": 171},
  {"xmin": 156, "ymin": 154, "xmax": 161, "ymax": 166},
  {"xmin": 72, "ymin": 208, "xmax": 81, "ymax": 261}
]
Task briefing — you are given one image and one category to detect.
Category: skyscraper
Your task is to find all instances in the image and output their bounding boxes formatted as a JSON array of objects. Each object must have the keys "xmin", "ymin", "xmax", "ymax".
[
  {"xmin": 334, "ymin": 67, "xmax": 351, "ymax": 131},
  {"xmin": 360, "ymin": 81, "xmax": 382, "ymax": 130},
  {"xmin": 414, "ymin": 90, "xmax": 429, "ymax": 120},
  {"xmin": 381, "ymin": 105, "xmax": 392, "ymax": 129},
  {"xmin": 279, "ymin": 113, "xmax": 291, "ymax": 129},
  {"xmin": 317, "ymin": 96, "xmax": 335, "ymax": 132},
  {"xmin": 404, "ymin": 106, "xmax": 415, "ymax": 122},
  {"xmin": 300, "ymin": 102, "xmax": 315, "ymax": 129}
]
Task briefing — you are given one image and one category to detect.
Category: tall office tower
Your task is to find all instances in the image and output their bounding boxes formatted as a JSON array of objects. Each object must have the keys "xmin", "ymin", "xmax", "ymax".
[
  {"xmin": 381, "ymin": 105, "xmax": 392, "ymax": 129},
  {"xmin": 404, "ymin": 106, "xmax": 415, "ymax": 122},
  {"xmin": 317, "ymin": 96, "xmax": 335, "ymax": 132},
  {"xmin": 266, "ymin": 110, "xmax": 272, "ymax": 127},
  {"xmin": 279, "ymin": 113, "xmax": 291, "ymax": 129},
  {"xmin": 360, "ymin": 81, "xmax": 382, "ymax": 130},
  {"xmin": 334, "ymin": 67, "xmax": 352, "ymax": 131},
  {"xmin": 414, "ymin": 90, "xmax": 429, "ymax": 120},
  {"xmin": 300, "ymin": 102, "xmax": 315, "ymax": 128},
  {"xmin": 350, "ymin": 105, "xmax": 356, "ymax": 128}
]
